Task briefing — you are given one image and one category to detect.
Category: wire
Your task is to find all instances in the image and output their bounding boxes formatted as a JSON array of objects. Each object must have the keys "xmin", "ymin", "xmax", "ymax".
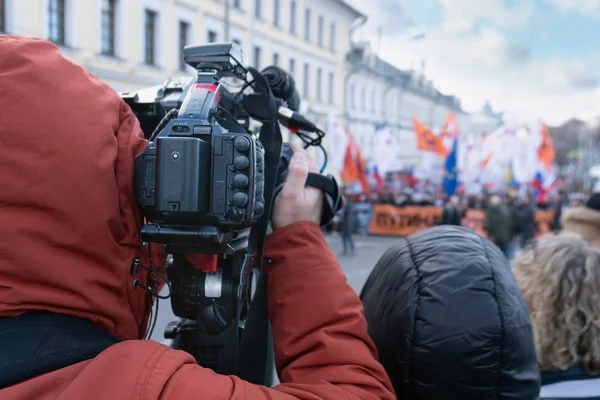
[{"xmin": 294, "ymin": 128, "xmax": 328, "ymax": 173}]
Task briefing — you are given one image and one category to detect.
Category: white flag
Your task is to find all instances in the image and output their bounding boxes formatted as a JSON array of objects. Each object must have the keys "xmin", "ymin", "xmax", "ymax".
[{"xmin": 326, "ymin": 113, "xmax": 349, "ymax": 173}]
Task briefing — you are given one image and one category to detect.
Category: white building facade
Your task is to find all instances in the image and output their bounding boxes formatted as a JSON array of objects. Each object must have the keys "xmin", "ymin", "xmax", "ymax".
[
  {"xmin": 470, "ymin": 102, "xmax": 504, "ymax": 138},
  {"xmin": 345, "ymin": 42, "xmax": 470, "ymax": 168},
  {"xmin": 1, "ymin": 0, "xmax": 361, "ymax": 130}
]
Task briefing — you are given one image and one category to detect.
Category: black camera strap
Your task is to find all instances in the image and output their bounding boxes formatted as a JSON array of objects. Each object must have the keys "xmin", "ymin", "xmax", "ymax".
[{"xmin": 232, "ymin": 118, "xmax": 281, "ymax": 385}]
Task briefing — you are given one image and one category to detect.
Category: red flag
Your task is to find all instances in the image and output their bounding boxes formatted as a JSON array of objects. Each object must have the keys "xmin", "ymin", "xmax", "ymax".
[{"xmin": 340, "ymin": 127, "xmax": 369, "ymax": 192}]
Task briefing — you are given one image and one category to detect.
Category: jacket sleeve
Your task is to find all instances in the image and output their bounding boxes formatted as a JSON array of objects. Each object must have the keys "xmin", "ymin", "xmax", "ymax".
[{"xmin": 158, "ymin": 221, "xmax": 395, "ymax": 400}]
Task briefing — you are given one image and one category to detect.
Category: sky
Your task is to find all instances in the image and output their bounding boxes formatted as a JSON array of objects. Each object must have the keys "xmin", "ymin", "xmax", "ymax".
[{"xmin": 345, "ymin": 0, "xmax": 600, "ymax": 126}]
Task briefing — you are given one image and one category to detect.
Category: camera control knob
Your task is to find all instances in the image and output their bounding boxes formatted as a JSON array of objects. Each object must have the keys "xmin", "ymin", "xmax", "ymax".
[
  {"xmin": 256, "ymin": 150, "xmax": 263, "ymax": 163},
  {"xmin": 227, "ymin": 208, "xmax": 243, "ymax": 221},
  {"xmin": 233, "ymin": 174, "xmax": 249, "ymax": 189},
  {"xmin": 254, "ymin": 201, "xmax": 264, "ymax": 215},
  {"xmin": 234, "ymin": 137, "xmax": 251, "ymax": 152},
  {"xmin": 234, "ymin": 156, "xmax": 250, "ymax": 170},
  {"xmin": 233, "ymin": 192, "xmax": 249, "ymax": 207}
]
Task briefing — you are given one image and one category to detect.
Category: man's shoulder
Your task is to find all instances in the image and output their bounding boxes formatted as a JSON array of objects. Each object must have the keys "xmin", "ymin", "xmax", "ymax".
[{"xmin": 2, "ymin": 341, "xmax": 195, "ymax": 400}]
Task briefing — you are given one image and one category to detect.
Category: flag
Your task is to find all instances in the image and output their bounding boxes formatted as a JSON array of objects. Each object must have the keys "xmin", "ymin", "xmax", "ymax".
[
  {"xmin": 372, "ymin": 165, "xmax": 384, "ymax": 194},
  {"xmin": 440, "ymin": 112, "xmax": 460, "ymax": 152},
  {"xmin": 443, "ymin": 138, "xmax": 459, "ymax": 197},
  {"xmin": 413, "ymin": 118, "xmax": 449, "ymax": 157},
  {"xmin": 373, "ymin": 124, "xmax": 400, "ymax": 175},
  {"xmin": 327, "ymin": 113, "xmax": 349, "ymax": 172},
  {"xmin": 341, "ymin": 127, "xmax": 369, "ymax": 192},
  {"xmin": 538, "ymin": 123, "xmax": 555, "ymax": 169}
]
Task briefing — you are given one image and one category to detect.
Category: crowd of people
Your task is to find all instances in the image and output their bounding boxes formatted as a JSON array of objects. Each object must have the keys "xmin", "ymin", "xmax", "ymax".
[
  {"xmin": 2, "ymin": 35, "xmax": 600, "ymax": 400},
  {"xmin": 329, "ymin": 185, "xmax": 589, "ymax": 258}
]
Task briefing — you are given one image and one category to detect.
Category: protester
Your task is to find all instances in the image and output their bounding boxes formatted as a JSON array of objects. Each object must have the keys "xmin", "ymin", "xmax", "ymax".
[
  {"xmin": 360, "ymin": 225, "xmax": 541, "ymax": 399},
  {"xmin": 552, "ymin": 190, "xmax": 569, "ymax": 230},
  {"xmin": 440, "ymin": 195, "xmax": 463, "ymax": 225},
  {"xmin": 337, "ymin": 190, "xmax": 356, "ymax": 255},
  {"xmin": 513, "ymin": 194, "xmax": 536, "ymax": 249},
  {"xmin": 513, "ymin": 232, "xmax": 600, "ymax": 399},
  {"xmin": 561, "ymin": 192, "xmax": 600, "ymax": 248},
  {"xmin": 0, "ymin": 36, "xmax": 394, "ymax": 400},
  {"xmin": 484, "ymin": 194, "xmax": 513, "ymax": 256},
  {"xmin": 354, "ymin": 193, "xmax": 373, "ymax": 236}
]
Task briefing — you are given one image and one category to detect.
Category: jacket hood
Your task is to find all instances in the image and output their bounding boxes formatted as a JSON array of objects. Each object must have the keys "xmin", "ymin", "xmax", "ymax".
[
  {"xmin": 0, "ymin": 36, "xmax": 154, "ymax": 340},
  {"xmin": 360, "ymin": 226, "xmax": 540, "ymax": 399},
  {"xmin": 561, "ymin": 206, "xmax": 600, "ymax": 248}
]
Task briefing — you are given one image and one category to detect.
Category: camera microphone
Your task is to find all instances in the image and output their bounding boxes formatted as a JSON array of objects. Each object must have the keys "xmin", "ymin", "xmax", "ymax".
[
  {"xmin": 261, "ymin": 66, "xmax": 301, "ymax": 112},
  {"xmin": 260, "ymin": 65, "xmax": 319, "ymax": 133},
  {"xmin": 277, "ymin": 106, "xmax": 318, "ymax": 133}
]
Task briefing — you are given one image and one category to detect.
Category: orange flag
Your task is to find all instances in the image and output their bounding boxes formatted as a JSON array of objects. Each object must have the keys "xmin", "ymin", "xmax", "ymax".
[
  {"xmin": 440, "ymin": 112, "xmax": 460, "ymax": 140},
  {"xmin": 413, "ymin": 118, "xmax": 449, "ymax": 157},
  {"xmin": 538, "ymin": 123, "xmax": 555, "ymax": 169},
  {"xmin": 341, "ymin": 128, "xmax": 369, "ymax": 192}
]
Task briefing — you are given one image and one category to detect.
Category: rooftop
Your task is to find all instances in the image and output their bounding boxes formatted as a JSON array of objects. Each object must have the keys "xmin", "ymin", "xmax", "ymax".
[{"xmin": 347, "ymin": 43, "xmax": 466, "ymax": 112}]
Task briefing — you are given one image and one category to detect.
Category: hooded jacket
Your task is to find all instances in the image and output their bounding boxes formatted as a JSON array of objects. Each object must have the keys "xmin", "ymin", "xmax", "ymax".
[
  {"xmin": 0, "ymin": 36, "xmax": 394, "ymax": 400},
  {"xmin": 361, "ymin": 226, "xmax": 540, "ymax": 399},
  {"xmin": 561, "ymin": 206, "xmax": 600, "ymax": 248}
]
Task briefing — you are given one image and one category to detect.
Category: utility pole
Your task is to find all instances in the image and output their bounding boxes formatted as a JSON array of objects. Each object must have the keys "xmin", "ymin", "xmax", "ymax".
[{"xmin": 224, "ymin": 0, "xmax": 231, "ymax": 41}]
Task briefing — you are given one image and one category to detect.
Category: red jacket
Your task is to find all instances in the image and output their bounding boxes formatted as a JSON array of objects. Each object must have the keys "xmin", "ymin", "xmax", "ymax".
[{"xmin": 0, "ymin": 36, "xmax": 394, "ymax": 400}]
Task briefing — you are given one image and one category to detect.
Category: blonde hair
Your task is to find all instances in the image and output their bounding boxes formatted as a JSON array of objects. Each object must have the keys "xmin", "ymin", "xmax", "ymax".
[{"xmin": 513, "ymin": 232, "xmax": 600, "ymax": 374}]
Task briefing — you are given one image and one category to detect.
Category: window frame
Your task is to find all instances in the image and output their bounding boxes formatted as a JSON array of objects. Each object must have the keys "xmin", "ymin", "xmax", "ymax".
[
  {"xmin": 48, "ymin": 0, "xmax": 66, "ymax": 46},
  {"xmin": 179, "ymin": 20, "xmax": 190, "ymax": 71},
  {"xmin": 101, "ymin": 0, "xmax": 117, "ymax": 56},
  {"xmin": 144, "ymin": 8, "xmax": 158, "ymax": 66}
]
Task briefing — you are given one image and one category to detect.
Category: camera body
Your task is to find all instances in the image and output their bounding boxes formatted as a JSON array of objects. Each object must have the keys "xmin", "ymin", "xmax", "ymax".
[{"xmin": 124, "ymin": 43, "xmax": 269, "ymax": 251}]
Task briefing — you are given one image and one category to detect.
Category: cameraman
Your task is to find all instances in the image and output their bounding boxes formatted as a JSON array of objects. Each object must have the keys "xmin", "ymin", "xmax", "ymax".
[{"xmin": 0, "ymin": 36, "xmax": 394, "ymax": 399}]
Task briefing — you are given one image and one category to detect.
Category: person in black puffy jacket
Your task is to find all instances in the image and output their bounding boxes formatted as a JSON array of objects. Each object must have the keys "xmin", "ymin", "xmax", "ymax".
[{"xmin": 360, "ymin": 225, "xmax": 541, "ymax": 400}]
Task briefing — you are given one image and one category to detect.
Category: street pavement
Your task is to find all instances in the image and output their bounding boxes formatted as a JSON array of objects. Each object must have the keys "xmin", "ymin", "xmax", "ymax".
[{"xmin": 150, "ymin": 233, "xmax": 400, "ymax": 342}]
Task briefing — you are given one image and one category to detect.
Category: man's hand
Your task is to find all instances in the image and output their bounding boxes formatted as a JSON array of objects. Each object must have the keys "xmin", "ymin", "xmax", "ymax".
[{"xmin": 272, "ymin": 143, "xmax": 324, "ymax": 230}]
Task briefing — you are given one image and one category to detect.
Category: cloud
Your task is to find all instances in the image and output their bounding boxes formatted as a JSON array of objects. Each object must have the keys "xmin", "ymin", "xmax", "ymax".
[
  {"xmin": 546, "ymin": 0, "xmax": 600, "ymax": 16},
  {"xmin": 437, "ymin": 0, "xmax": 535, "ymax": 32},
  {"xmin": 347, "ymin": 0, "xmax": 599, "ymax": 126}
]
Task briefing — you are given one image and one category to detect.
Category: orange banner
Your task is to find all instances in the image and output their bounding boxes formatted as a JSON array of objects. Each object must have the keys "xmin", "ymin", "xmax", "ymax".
[
  {"xmin": 369, "ymin": 205, "xmax": 443, "ymax": 236},
  {"xmin": 369, "ymin": 205, "xmax": 555, "ymax": 237}
]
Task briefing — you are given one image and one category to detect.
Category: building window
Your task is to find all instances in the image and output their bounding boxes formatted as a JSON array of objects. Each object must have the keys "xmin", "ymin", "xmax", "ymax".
[
  {"xmin": 317, "ymin": 15, "xmax": 324, "ymax": 47},
  {"xmin": 101, "ymin": 0, "xmax": 117, "ymax": 56},
  {"xmin": 254, "ymin": 0, "xmax": 261, "ymax": 18},
  {"xmin": 273, "ymin": 0, "xmax": 280, "ymax": 27},
  {"xmin": 273, "ymin": 52, "xmax": 279, "ymax": 66},
  {"xmin": 289, "ymin": 1, "xmax": 296, "ymax": 34},
  {"xmin": 350, "ymin": 84, "xmax": 355, "ymax": 110},
  {"xmin": 371, "ymin": 90, "xmax": 376, "ymax": 113},
  {"xmin": 207, "ymin": 30, "xmax": 217, "ymax": 43},
  {"xmin": 329, "ymin": 22, "xmax": 336, "ymax": 52},
  {"xmin": 144, "ymin": 9, "xmax": 157, "ymax": 66},
  {"xmin": 316, "ymin": 68, "xmax": 322, "ymax": 102},
  {"xmin": 289, "ymin": 58, "xmax": 296, "ymax": 77},
  {"xmin": 232, "ymin": 0, "xmax": 241, "ymax": 10},
  {"xmin": 179, "ymin": 21, "xmax": 189, "ymax": 71},
  {"xmin": 253, "ymin": 45, "xmax": 261, "ymax": 70},
  {"xmin": 303, "ymin": 63, "xmax": 309, "ymax": 98},
  {"xmin": 304, "ymin": 8, "xmax": 311, "ymax": 41},
  {"xmin": 1, "ymin": 0, "xmax": 6, "ymax": 33},
  {"xmin": 48, "ymin": 0, "xmax": 66, "ymax": 45},
  {"xmin": 361, "ymin": 87, "xmax": 366, "ymax": 111},
  {"xmin": 328, "ymin": 72, "xmax": 334, "ymax": 104}
]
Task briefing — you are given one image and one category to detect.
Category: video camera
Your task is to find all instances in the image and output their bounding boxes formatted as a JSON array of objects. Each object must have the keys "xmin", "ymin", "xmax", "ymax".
[{"xmin": 120, "ymin": 42, "xmax": 343, "ymax": 384}]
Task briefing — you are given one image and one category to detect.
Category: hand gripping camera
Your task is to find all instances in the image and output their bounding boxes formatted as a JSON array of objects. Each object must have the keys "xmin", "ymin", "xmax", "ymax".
[{"xmin": 120, "ymin": 43, "xmax": 343, "ymax": 384}]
